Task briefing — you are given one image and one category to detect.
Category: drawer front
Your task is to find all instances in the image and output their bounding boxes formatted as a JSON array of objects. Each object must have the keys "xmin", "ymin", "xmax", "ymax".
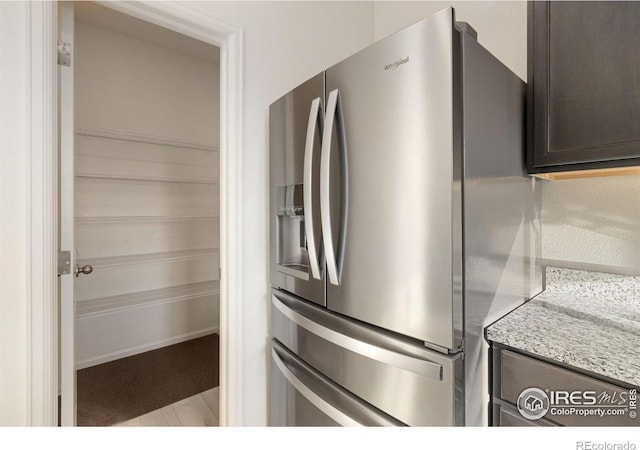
[
  {"xmin": 270, "ymin": 340, "xmax": 403, "ymax": 426},
  {"xmin": 272, "ymin": 289, "xmax": 464, "ymax": 426},
  {"xmin": 493, "ymin": 401, "xmax": 557, "ymax": 427},
  {"xmin": 499, "ymin": 350, "xmax": 638, "ymax": 426}
]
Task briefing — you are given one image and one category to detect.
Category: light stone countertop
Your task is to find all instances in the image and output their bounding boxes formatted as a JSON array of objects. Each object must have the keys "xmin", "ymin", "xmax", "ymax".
[{"xmin": 486, "ymin": 267, "xmax": 640, "ymax": 387}]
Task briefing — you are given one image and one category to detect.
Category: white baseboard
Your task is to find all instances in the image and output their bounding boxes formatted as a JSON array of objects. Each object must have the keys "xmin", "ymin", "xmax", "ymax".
[{"xmin": 76, "ymin": 327, "xmax": 219, "ymax": 369}]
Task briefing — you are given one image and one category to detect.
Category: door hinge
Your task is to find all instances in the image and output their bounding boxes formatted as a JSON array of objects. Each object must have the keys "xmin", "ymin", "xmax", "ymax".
[
  {"xmin": 58, "ymin": 251, "xmax": 71, "ymax": 276},
  {"xmin": 57, "ymin": 40, "xmax": 72, "ymax": 67}
]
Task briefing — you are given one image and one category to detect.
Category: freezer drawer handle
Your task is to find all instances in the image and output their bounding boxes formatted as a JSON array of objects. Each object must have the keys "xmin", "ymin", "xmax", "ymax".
[
  {"xmin": 320, "ymin": 89, "xmax": 348, "ymax": 286},
  {"xmin": 271, "ymin": 347, "xmax": 363, "ymax": 427},
  {"xmin": 303, "ymin": 97, "xmax": 323, "ymax": 280},
  {"xmin": 273, "ymin": 294, "xmax": 443, "ymax": 381}
]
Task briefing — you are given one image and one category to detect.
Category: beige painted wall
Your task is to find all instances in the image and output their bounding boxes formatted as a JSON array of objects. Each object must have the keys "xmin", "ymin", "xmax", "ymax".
[{"xmin": 374, "ymin": 1, "xmax": 640, "ymax": 274}]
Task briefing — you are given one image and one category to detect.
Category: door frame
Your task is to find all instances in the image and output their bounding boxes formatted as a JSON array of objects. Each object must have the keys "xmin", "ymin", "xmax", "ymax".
[{"xmin": 28, "ymin": 0, "xmax": 244, "ymax": 426}]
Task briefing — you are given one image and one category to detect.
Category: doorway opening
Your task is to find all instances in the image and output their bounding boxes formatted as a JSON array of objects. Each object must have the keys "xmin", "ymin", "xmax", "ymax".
[{"xmin": 60, "ymin": 1, "xmax": 222, "ymax": 426}]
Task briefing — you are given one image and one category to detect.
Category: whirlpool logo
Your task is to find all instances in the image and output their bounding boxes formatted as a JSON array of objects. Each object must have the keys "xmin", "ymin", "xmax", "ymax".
[{"xmin": 384, "ymin": 56, "xmax": 410, "ymax": 71}]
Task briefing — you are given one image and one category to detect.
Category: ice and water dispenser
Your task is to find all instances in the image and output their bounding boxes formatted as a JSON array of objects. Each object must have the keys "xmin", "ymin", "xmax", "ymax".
[{"xmin": 275, "ymin": 184, "xmax": 311, "ymax": 280}]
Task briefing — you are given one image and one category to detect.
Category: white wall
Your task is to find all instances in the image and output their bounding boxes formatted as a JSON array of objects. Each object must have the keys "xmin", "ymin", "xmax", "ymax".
[
  {"xmin": 184, "ymin": 0, "xmax": 375, "ymax": 426},
  {"xmin": 0, "ymin": 1, "xmax": 29, "ymax": 426},
  {"xmin": 73, "ymin": 19, "xmax": 221, "ymax": 367},
  {"xmin": 373, "ymin": 1, "xmax": 640, "ymax": 275}
]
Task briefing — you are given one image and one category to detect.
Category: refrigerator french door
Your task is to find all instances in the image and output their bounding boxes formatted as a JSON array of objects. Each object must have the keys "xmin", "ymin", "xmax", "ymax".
[
  {"xmin": 269, "ymin": 74, "xmax": 325, "ymax": 306},
  {"xmin": 321, "ymin": 9, "xmax": 463, "ymax": 351},
  {"xmin": 270, "ymin": 4, "xmax": 461, "ymax": 353}
]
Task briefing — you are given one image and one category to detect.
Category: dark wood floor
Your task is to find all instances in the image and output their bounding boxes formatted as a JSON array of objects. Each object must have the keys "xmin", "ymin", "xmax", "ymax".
[{"xmin": 77, "ymin": 333, "xmax": 219, "ymax": 426}]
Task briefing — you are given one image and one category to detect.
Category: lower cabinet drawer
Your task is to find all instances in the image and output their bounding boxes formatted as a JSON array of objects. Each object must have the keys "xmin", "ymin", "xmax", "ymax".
[
  {"xmin": 494, "ymin": 348, "xmax": 639, "ymax": 427},
  {"xmin": 493, "ymin": 401, "xmax": 557, "ymax": 427}
]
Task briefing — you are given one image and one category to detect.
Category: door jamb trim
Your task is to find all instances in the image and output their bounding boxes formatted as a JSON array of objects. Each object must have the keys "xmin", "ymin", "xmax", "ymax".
[
  {"xmin": 26, "ymin": 0, "xmax": 58, "ymax": 426},
  {"xmin": 32, "ymin": 0, "xmax": 244, "ymax": 426}
]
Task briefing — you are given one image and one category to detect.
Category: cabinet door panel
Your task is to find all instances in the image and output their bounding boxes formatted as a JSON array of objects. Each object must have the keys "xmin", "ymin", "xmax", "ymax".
[{"xmin": 529, "ymin": 1, "xmax": 640, "ymax": 171}]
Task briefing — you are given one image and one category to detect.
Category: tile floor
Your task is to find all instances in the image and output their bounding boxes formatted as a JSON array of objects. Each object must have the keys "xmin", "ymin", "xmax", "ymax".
[{"xmin": 114, "ymin": 386, "xmax": 219, "ymax": 427}]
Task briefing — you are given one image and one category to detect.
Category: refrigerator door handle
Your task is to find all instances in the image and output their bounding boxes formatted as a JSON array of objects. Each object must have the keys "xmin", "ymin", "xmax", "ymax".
[
  {"xmin": 320, "ymin": 89, "xmax": 348, "ymax": 286},
  {"xmin": 273, "ymin": 293, "xmax": 444, "ymax": 381},
  {"xmin": 303, "ymin": 97, "xmax": 323, "ymax": 280},
  {"xmin": 271, "ymin": 346, "xmax": 363, "ymax": 427}
]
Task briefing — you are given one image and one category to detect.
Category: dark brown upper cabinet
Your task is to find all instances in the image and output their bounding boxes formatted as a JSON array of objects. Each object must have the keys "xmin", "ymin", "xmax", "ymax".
[{"xmin": 528, "ymin": 1, "xmax": 640, "ymax": 178}]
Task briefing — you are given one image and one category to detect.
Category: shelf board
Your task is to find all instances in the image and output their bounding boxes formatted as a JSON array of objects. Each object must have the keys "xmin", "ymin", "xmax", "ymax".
[
  {"xmin": 76, "ymin": 280, "xmax": 220, "ymax": 317},
  {"xmin": 75, "ymin": 172, "xmax": 217, "ymax": 184},
  {"xmin": 78, "ymin": 248, "xmax": 219, "ymax": 269},
  {"xmin": 76, "ymin": 215, "xmax": 219, "ymax": 224},
  {"xmin": 76, "ymin": 152, "xmax": 217, "ymax": 169},
  {"xmin": 76, "ymin": 125, "xmax": 218, "ymax": 152}
]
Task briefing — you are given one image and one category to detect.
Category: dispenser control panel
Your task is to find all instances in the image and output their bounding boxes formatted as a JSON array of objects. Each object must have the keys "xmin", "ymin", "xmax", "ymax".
[{"xmin": 276, "ymin": 184, "xmax": 304, "ymax": 216}]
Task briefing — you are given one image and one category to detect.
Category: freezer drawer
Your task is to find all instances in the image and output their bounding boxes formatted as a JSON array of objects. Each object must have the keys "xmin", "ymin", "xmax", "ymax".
[
  {"xmin": 270, "ymin": 340, "xmax": 403, "ymax": 426},
  {"xmin": 272, "ymin": 289, "xmax": 464, "ymax": 426}
]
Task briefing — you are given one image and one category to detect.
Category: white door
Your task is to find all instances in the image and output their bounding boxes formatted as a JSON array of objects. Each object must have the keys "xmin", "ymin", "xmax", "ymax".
[{"xmin": 59, "ymin": 0, "xmax": 77, "ymax": 427}]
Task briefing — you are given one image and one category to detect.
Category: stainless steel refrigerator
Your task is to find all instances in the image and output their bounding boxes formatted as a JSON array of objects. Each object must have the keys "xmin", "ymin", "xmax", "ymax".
[{"xmin": 268, "ymin": 7, "xmax": 542, "ymax": 427}]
